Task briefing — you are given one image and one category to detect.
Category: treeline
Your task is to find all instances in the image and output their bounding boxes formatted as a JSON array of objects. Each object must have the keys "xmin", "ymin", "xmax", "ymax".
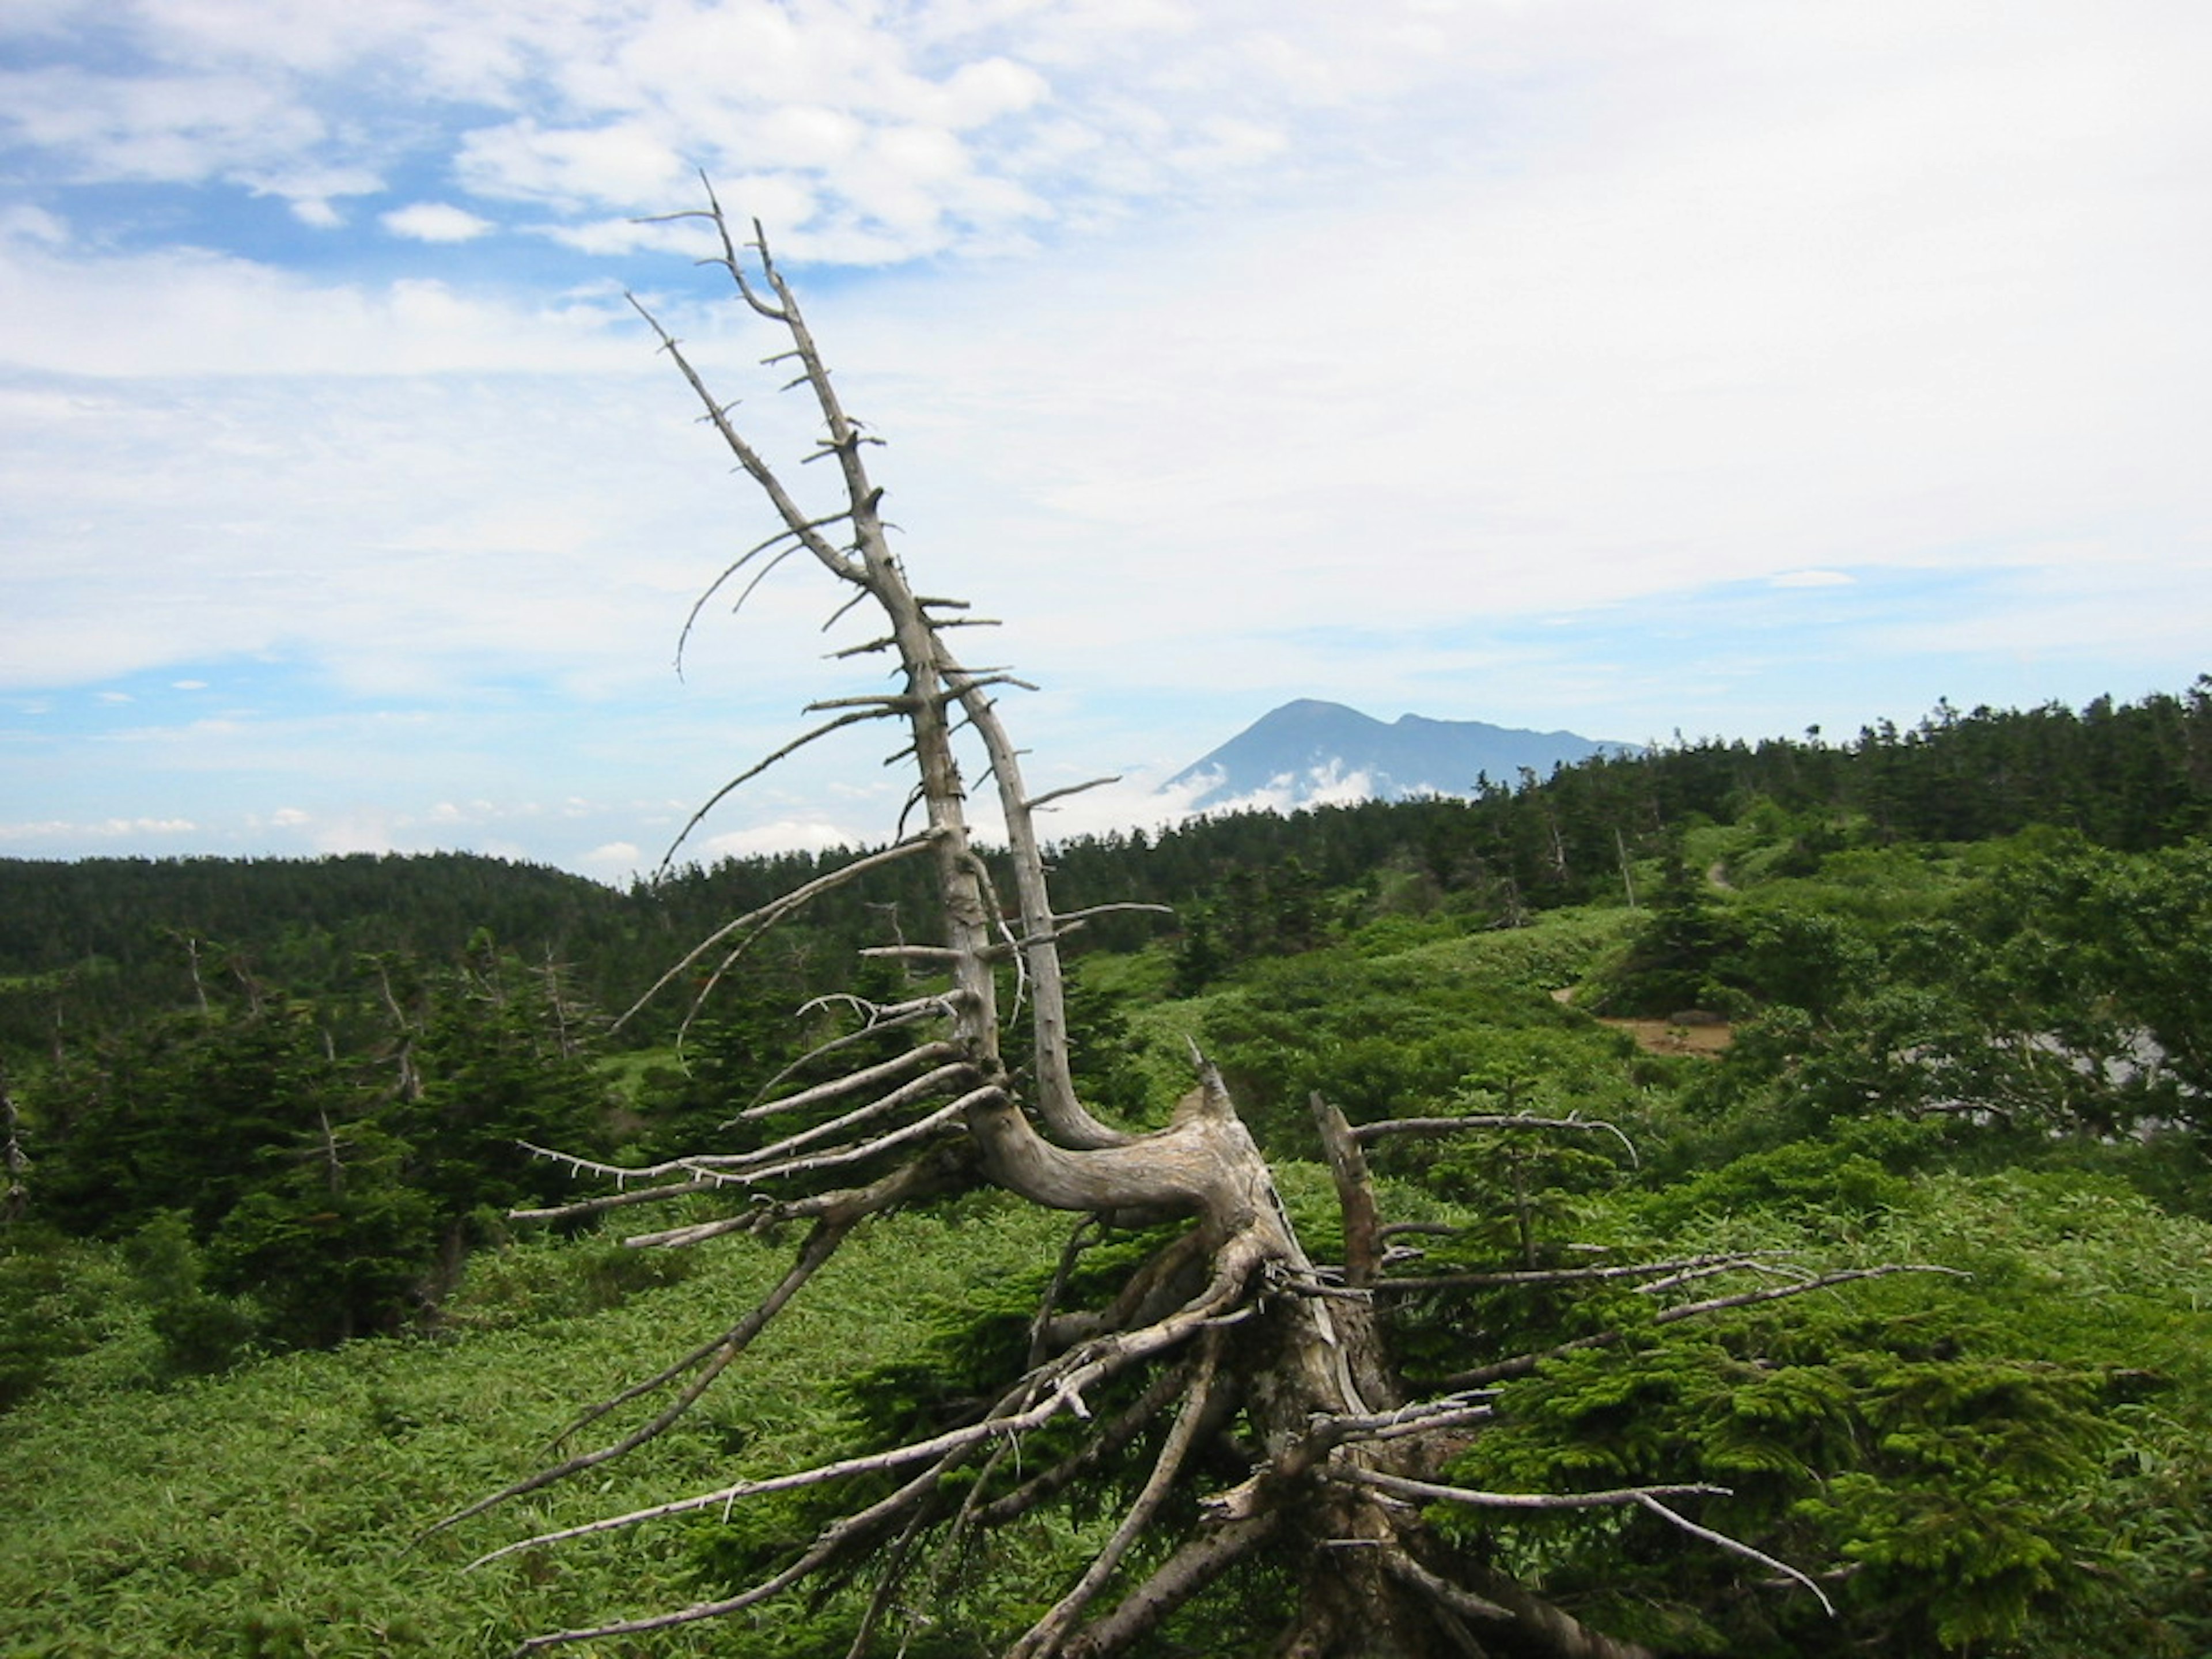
[
  {"xmin": 0, "ymin": 853, "xmax": 638, "ymax": 1055},
  {"xmin": 8, "ymin": 686, "xmax": 2212, "ymax": 1655},
  {"xmin": 2, "ymin": 934, "xmax": 618, "ymax": 1395},
  {"xmin": 0, "ymin": 847, "xmax": 937, "ymax": 1055},
  {"xmin": 7, "ymin": 682, "xmax": 2208, "ymax": 1047},
  {"xmin": 3, "ymin": 681, "xmax": 2208, "ymax": 1379},
  {"xmin": 1052, "ymin": 679, "xmax": 2212, "ymax": 974}
]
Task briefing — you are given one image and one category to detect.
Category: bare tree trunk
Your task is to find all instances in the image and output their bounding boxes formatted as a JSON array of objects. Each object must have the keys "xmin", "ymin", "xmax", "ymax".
[
  {"xmin": 437, "ymin": 183, "xmax": 1903, "ymax": 1659},
  {"xmin": 1, "ymin": 1060, "xmax": 28, "ymax": 1224}
]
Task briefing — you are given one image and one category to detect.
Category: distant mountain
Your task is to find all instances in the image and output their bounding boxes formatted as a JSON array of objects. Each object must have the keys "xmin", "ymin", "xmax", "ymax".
[{"xmin": 1165, "ymin": 699, "xmax": 1634, "ymax": 812}]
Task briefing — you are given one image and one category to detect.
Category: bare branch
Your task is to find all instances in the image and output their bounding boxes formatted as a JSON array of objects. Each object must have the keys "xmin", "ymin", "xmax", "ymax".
[
  {"xmin": 649, "ymin": 713, "xmax": 912, "ymax": 882},
  {"xmin": 1007, "ymin": 1329, "xmax": 1227, "ymax": 1659},
  {"xmin": 1440, "ymin": 1263, "xmax": 1969, "ymax": 1388},
  {"xmin": 1027, "ymin": 1215, "xmax": 1099, "ymax": 1368},
  {"xmin": 1646, "ymin": 1263, "xmax": 1968, "ymax": 1325},
  {"xmin": 1055, "ymin": 1513, "xmax": 1283, "ymax": 1659},
  {"xmin": 1442, "ymin": 1333, "xmax": 1617, "ymax": 1390},
  {"xmin": 510, "ymin": 1437, "xmax": 971, "ymax": 1656},
  {"xmin": 1633, "ymin": 1256, "xmax": 1810, "ymax": 1297},
  {"xmin": 1634, "ymin": 1493, "xmax": 1836, "ymax": 1617},
  {"xmin": 941, "ymin": 652, "xmax": 1127, "ymax": 1151},
  {"xmin": 1351, "ymin": 1113, "xmax": 1639, "ymax": 1168},
  {"xmin": 750, "ymin": 993, "xmax": 966, "ymax": 1101},
  {"xmin": 1414, "ymin": 1571, "xmax": 1664, "ymax": 1659},
  {"xmin": 627, "ymin": 294, "xmax": 861, "ymax": 584},
  {"xmin": 842, "ymin": 1499, "xmax": 939, "ymax": 1659},
  {"xmin": 974, "ymin": 1359, "xmax": 1196, "ymax": 1529},
  {"xmin": 1022, "ymin": 776, "xmax": 1122, "ymax": 812},
  {"xmin": 1322, "ymin": 1465, "xmax": 1728, "ymax": 1514},
  {"xmin": 1312, "ymin": 1392, "xmax": 1500, "ymax": 1449},
  {"xmin": 1376, "ymin": 1550, "xmax": 1515, "ymax": 1625},
  {"xmin": 526, "ymin": 1152, "xmax": 975, "ymax": 1445},
  {"xmin": 615, "ymin": 1143, "xmax": 978, "ymax": 1250},
  {"xmin": 616, "ymin": 834, "xmax": 941, "ymax": 1031},
  {"xmin": 710, "ymin": 1062, "xmax": 977, "ymax": 1172},
  {"xmin": 732, "ymin": 1040, "xmax": 961, "ymax": 1122},
  {"xmin": 1377, "ymin": 1251, "xmax": 1771, "ymax": 1294},
  {"xmin": 567, "ymin": 1102, "xmax": 987, "ymax": 1252},
  {"xmin": 423, "ymin": 1214, "xmax": 855, "ymax": 1543},
  {"xmin": 472, "ymin": 1251, "xmax": 1252, "ymax": 1570},
  {"xmin": 675, "ymin": 515, "xmax": 850, "ymax": 676},
  {"xmin": 1312, "ymin": 1092, "xmax": 1384, "ymax": 1289},
  {"xmin": 506, "ymin": 1163, "xmax": 721, "ymax": 1224},
  {"xmin": 1044, "ymin": 902, "xmax": 1177, "ymax": 930}
]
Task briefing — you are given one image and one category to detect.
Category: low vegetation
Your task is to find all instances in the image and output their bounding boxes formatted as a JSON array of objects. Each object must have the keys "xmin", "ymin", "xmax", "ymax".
[
  {"xmin": 7, "ymin": 199, "xmax": 2211, "ymax": 1656},
  {"xmin": 5, "ymin": 680, "xmax": 2212, "ymax": 1654}
]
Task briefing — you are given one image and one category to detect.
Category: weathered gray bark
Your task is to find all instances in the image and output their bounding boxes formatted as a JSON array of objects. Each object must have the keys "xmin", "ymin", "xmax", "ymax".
[{"xmin": 438, "ymin": 184, "xmax": 1900, "ymax": 1659}]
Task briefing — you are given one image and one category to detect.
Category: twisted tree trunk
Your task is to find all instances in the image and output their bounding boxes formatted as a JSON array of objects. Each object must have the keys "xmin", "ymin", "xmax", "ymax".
[{"xmin": 432, "ymin": 183, "xmax": 1893, "ymax": 1659}]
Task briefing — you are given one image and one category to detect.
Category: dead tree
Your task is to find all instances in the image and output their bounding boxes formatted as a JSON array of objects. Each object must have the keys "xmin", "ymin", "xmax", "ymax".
[{"xmin": 437, "ymin": 185, "xmax": 1929, "ymax": 1658}]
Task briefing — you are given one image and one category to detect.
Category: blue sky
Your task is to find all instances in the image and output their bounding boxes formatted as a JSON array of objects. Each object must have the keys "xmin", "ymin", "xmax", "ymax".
[{"xmin": 4, "ymin": 0, "xmax": 2207, "ymax": 880}]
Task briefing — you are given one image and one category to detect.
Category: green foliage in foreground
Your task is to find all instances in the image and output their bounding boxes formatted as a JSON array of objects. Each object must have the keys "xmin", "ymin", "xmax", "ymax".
[
  {"xmin": 10, "ymin": 687, "xmax": 2212, "ymax": 1656},
  {"xmin": 1446, "ymin": 1165, "xmax": 2212, "ymax": 1657},
  {"xmin": 0, "ymin": 1200, "xmax": 1084, "ymax": 1658},
  {"xmin": 7, "ymin": 1138, "xmax": 2210, "ymax": 1657},
  {"xmin": 3, "ymin": 857, "xmax": 2209, "ymax": 1656}
]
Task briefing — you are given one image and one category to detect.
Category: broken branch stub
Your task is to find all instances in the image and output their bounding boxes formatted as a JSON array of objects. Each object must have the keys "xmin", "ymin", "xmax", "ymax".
[{"xmin": 456, "ymin": 187, "xmax": 1861, "ymax": 1659}]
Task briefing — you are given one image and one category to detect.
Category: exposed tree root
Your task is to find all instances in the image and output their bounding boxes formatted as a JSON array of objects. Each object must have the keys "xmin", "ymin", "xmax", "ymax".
[{"xmin": 442, "ymin": 181, "xmax": 1925, "ymax": 1659}]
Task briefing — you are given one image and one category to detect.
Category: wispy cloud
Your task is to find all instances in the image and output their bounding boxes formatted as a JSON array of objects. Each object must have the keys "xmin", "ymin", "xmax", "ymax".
[
  {"xmin": 381, "ymin": 202, "xmax": 497, "ymax": 243},
  {"xmin": 0, "ymin": 816, "xmax": 199, "ymax": 843},
  {"xmin": 2, "ymin": 0, "xmax": 2207, "ymax": 870}
]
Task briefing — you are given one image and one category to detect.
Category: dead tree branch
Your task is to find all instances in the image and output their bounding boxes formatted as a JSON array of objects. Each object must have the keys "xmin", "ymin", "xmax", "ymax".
[{"xmin": 453, "ymin": 184, "xmax": 1948, "ymax": 1659}]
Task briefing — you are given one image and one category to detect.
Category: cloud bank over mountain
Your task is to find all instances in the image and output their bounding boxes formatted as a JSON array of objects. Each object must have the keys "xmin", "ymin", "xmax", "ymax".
[
  {"xmin": 1166, "ymin": 700, "xmax": 1631, "ymax": 816},
  {"xmin": 4, "ymin": 2, "xmax": 2207, "ymax": 873}
]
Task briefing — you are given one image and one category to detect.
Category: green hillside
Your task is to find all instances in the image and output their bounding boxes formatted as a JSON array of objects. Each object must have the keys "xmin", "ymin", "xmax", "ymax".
[{"xmin": 5, "ymin": 683, "xmax": 2212, "ymax": 1656}]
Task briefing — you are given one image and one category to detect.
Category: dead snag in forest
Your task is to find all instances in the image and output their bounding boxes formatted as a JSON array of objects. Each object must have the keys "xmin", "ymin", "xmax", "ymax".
[{"xmin": 436, "ymin": 183, "xmax": 1938, "ymax": 1659}]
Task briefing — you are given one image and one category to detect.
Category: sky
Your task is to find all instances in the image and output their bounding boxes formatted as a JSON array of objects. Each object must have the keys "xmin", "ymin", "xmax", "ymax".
[{"xmin": 3, "ymin": 0, "xmax": 2207, "ymax": 882}]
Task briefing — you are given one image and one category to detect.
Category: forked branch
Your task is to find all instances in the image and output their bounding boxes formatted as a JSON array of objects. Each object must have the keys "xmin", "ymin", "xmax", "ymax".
[{"xmin": 460, "ymin": 185, "xmax": 1919, "ymax": 1659}]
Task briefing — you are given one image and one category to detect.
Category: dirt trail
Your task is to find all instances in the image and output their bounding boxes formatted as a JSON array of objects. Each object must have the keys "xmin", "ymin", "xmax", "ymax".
[{"xmin": 1551, "ymin": 987, "xmax": 1734, "ymax": 1056}]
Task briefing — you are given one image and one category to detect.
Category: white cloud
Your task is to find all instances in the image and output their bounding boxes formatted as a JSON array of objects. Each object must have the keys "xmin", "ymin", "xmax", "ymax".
[
  {"xmin": 0, "ymin": 204, "xmax": 69, "ymax": 246},
  {"xmin": 3, "ymin": 0, "xmax": 2210, "ymax": 870},
  {"xmin": 1180, "ymin": 762, "xmax": 1381, "ymax": 820},
  {"xmin": 380, "ymin": 202, "xmax": 495, "ymax": 243},
  {"xmin": 0, "ymin": 815, "xmax": 198, "ymax": 842},
  {"xmin": 537, "ymin": 210, "xmax": 732, "ymax": 258},
  {"xmin": 7, "ymin": 0, "xmax": 1510, "ymax": 266},
  {"xmin": 456, "ymin": 117, "xmax": 691, "ymax": 210},
  {"xmin": 244, "ymin": 162, "xmax": 387, "ymax": 224},
  {"xmin": 0, "ymin": 63, "xmax": 325, "ymax": 182},
  {"xmin": 699, "ymin": 819, "xmax": 870, "ymax": 860},
  {"xmin": 300, "ymin": 811, "xmax": 395, "ymax": 855},
  {"xmin": 927, "ymin": 56, "xmax": 1052, "ymax": 128},
  {"xmin": 0, "ymin": 240, "xmax": 639, "ymax": 377},
  {"xmin": 579, "ymin": 839, "xmax": 643, "ymax": 878}
]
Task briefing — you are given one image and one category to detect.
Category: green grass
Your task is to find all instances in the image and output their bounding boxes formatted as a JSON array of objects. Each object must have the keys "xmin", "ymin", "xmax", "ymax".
[
  {"xmin": 0, "ymin": 1196, "xmax": 1077, "ymax": 1658},
  {"xmin": 17, "ymin": 888, "xmax": 2212, "ymax": 1658}
]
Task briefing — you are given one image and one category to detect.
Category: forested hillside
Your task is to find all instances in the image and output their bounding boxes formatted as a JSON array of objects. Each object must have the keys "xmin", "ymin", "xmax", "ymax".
[
  {"xmin": 10, "ymin": 678, "xmax": 2209, "ymax": 1024},
  {"xmin": 5, "ymin": 681, "xmax": 2212, "ymax": 1657}
]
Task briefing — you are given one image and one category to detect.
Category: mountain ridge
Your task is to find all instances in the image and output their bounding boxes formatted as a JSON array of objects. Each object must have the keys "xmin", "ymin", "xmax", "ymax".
[{"xmin": 1166, "ymin": 698, "xmax": 1634, "ymax": 810}]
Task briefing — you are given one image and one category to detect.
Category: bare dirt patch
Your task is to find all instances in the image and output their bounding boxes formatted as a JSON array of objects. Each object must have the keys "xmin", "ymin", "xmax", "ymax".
[
  {"xmin": 1594, "ymin": 1016, "xmax": 1734, "ymax": 1057},
  {"xmin": 1551, "ymin": 988, "xmax": 1734, "ymax": 1056}
]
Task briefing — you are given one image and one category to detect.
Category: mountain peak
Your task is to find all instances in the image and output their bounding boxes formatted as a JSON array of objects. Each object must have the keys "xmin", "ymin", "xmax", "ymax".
[{"xmin": 1166, "ymin": 700, "xmax": 1630, "ymax": 812}]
